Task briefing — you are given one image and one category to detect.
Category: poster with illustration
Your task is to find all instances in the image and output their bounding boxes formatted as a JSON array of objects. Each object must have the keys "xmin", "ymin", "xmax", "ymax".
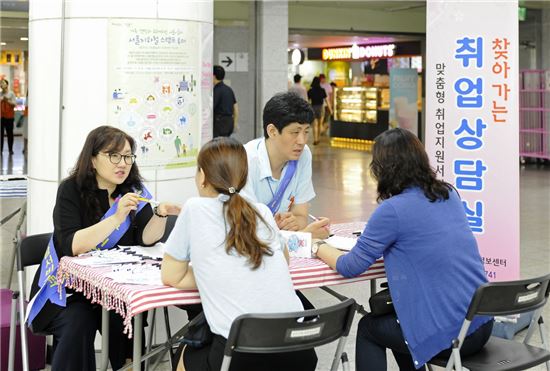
[
  {"xmin": 389, "ymin": 68, "xmax": 418, "ymax": 136},
  {"xmin": 108, "ymin": 19, "xmax": 201, "ymax": 168}
]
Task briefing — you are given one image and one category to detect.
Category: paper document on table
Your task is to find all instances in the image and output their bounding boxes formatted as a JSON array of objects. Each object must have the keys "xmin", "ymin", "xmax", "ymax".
[
  {"xmin": 74, "ymin": 250, "xmax": 142, "ymax": 266},
  {"xmin": 325, "ymin": 236, "xmax": 357, "ymax": 251},
  {"xmin": 120, "ymin": 243, "xmax": 165, "ymax": 260},
  {"xmin": 105, "ymin": 264, "xmax": 164, "ymax": 286}
]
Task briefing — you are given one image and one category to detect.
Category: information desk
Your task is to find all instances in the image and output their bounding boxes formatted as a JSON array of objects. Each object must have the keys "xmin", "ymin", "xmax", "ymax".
[{"xmin": 57, "ymin": 222, "xmax": 385, "ymax": 371}]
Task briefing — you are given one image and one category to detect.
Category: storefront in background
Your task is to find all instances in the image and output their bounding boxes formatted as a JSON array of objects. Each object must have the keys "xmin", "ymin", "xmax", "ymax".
[{"xmin": 289, "ymin": 40, "xmax": 423, "ymax": 149}]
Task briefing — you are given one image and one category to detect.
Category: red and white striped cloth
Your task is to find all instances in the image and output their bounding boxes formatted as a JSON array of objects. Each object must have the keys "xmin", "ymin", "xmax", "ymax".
[{"xmin": 57, "ymin": 221, "xmax": 385, "ymax": 337}]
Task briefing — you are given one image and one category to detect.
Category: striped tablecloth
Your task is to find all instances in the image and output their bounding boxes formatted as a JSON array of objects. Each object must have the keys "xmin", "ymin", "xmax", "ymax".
[{"xmin": 58, "ymin": 221, "xmax": 385, "ymax": 337}]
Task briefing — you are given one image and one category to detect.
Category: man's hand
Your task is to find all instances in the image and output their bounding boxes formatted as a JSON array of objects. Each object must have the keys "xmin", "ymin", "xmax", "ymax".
[
  {"xmin": 274, "ymin": 212, "xmax": 300, "ymax": 231},
  {"xmin": 303, "ymin": 217, "xmax": 331, "ymax": 239}
]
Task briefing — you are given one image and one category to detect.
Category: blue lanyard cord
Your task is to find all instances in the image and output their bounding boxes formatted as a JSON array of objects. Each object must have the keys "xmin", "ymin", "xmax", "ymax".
[{"xmin": 257, "ymin": 138, "xmax": 298, "ymax": 215}]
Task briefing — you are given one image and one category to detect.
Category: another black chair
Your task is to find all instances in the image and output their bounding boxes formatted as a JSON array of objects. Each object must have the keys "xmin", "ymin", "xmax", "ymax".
[
  {"xmin": 9, "ymin": 233, "xmax": 52, "ymax": 371},
  {"xmin": 220, "ymin": 298, "xmax": 356, "ymax": 371},
  {"xmin": 428, "ymin": 274, "xmax": 550, "ymax": 371}
]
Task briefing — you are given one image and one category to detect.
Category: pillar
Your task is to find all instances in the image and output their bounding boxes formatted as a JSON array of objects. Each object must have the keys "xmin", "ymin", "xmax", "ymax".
[{"xmin": 27, "ymin": 0, "xmax": 213, "ymax": 235}]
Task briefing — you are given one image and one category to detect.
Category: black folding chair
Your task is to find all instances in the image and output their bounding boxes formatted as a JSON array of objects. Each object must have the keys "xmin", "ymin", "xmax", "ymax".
[
  {"xmin": 8, "ymin": 233, "xmax": 51, "ymax": 371},
  {"xmin": 428, "ymin": 274, "xmax": 550, "ymax": 371},
  {"xmin": 220, "ymin": 298, "xmax": 356, "ymax": 371}
]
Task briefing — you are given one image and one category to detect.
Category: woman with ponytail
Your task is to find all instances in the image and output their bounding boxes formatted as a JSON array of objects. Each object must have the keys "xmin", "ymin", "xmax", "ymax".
[{"xmin": 161, "ymin": 137, "xmax": 317, "ymax": 371}]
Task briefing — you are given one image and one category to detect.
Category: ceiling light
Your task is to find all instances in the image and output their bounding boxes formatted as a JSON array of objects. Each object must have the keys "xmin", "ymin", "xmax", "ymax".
[
  {"xmin": 0, "ymin": 42, "xmax": 6, "ymax": 46},
  {"xmin": 20, "ymin": 37, "xmax": 28, "ymax": 41}
]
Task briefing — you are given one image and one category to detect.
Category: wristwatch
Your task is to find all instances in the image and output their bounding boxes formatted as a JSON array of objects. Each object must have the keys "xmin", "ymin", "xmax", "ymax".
[{"xmin": 311, "ymin": 240, "xmax": 325, "ymax": 258}]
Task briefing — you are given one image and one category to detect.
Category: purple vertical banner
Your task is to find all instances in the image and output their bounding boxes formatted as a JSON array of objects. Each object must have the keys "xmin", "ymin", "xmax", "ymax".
[{"xmin": 426, "ymin": 0, "xmax": 519, "ymax": 281}]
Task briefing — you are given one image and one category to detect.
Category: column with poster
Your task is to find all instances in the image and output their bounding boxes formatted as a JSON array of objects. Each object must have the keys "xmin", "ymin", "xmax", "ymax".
[
  {"xmin": 426, "ymin": 0, "xmax": 519, "ymax": 281},
  {"xmin": 108, "ymin": 20, "xmax": 203, "ymax": 169}
]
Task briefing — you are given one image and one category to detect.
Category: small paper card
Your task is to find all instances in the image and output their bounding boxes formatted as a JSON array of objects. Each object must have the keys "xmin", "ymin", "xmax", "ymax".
[{"xmin": 279, "ymin": 230, "xmax": 313, "ymax": 258}]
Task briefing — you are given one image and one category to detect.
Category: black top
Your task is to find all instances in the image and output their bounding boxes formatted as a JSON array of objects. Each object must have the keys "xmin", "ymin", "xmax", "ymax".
[
  {"xmin": 307, "ymin": 87, "xmax": 327, "ymax": 106},
  {"xmin": 213, "ymin": 81, "xmax": 237, "ymax": 117},
  {"xmin": 29, "ymin": 177, "xmax": 154, "ymax": 333}
]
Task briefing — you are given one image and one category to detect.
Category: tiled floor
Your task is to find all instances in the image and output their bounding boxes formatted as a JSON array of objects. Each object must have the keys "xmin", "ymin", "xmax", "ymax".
[
  {"xmin": 0, "ymin": 135, "xmax": 27, "ymax": 177},
  {"xmin": 1, "ymin": 135, "xmax": 548, "ymax": 370}
]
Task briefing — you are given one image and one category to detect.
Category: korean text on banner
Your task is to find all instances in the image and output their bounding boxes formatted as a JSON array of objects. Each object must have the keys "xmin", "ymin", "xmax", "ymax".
[{"xmin": 425, "ymin": 0, "xmax": 519, "ymax": 281}]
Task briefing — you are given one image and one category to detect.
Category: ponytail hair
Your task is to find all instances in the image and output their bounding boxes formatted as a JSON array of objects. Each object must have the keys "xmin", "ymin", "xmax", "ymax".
[{"xmin": 197, "ymin": 137, "xmax": 273, "ymax": 269}]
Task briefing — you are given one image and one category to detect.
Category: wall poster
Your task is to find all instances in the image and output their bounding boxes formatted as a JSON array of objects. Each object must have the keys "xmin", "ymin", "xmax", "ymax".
[{"xmin": 108, "ymin": 19, "xmax": 202, "ymax": 169}]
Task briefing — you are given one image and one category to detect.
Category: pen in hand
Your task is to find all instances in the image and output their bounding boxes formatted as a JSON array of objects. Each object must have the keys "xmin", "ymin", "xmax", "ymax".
[
  {"xmin": 137, "ymin": 197, "xmax": 160, "ymax": 207},
  {"xmin": 308, "ymin": 214, "xmax": 333, "ymax": 236}
]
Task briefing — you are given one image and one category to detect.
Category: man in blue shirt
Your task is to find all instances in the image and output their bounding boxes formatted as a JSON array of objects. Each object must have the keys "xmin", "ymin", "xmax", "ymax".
[{"xmin": 241, "ymin": 92, "xmax": 329, "ymax": 238}]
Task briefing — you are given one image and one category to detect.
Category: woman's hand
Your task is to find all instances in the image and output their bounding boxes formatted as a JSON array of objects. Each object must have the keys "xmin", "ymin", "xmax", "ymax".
[
  {"xmin": 114, "ymin": 192, "xmax": 140, "ymax": 224},
  {"xmin": 303, "ymin": 217, "xmax": 331, "ymax": 239},
  {"xmin": 155, "ymin": 202, "xmax": 182, "ymax": 217}
]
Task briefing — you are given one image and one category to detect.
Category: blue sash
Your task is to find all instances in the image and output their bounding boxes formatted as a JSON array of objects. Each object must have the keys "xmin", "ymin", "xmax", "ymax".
[
  {"xmin": 26, "ymin": 186, "xmax": 153, "ymax": 325},
  {"xmin": 266, "ymin": 160, "xmax": 297, "ymax": 215}
]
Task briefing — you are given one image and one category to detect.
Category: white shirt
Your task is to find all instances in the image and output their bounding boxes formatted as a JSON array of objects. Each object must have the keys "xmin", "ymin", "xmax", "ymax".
[
  {"xmin": 289, "ymin": 83, "xmax": 308, "ymax": 101},
  {"xmin": 164, "ymin": 197, "xmax": 303, "ymax": 338},
  {"xmin": 241, "ymin": 137, "xmax": 316, "ymax": 214}
]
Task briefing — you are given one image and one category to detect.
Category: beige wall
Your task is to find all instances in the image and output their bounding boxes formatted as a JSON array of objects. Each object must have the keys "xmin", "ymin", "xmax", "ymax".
[
  {"xmin": 214, "ymin": 1, "xmax": 426, "ymax": 34},
  {"xmin": 289, "ymin": 3, "xmax": 425, "ymax": 33}
]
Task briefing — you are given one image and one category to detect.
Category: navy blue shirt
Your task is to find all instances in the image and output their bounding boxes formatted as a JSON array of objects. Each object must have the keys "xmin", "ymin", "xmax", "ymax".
[
  {"xmin": 213, "ymin": 81, "xmax": 236, "ymax": 116},
  {"xmin": 337, "ymin": 187, "xmax": 491, "ymax": 368}
]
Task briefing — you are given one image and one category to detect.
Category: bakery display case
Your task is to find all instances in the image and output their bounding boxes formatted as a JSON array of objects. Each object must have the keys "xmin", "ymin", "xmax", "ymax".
[
  {"xmin": 334, "ymin": 87, "xmax": 379, "ymax": 124},
  {"xmin": 331, "ymin": 86, "xmax": 389, "ymax": 143}
]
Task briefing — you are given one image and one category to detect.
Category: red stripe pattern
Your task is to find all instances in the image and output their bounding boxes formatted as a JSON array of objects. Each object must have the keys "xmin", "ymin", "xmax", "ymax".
[{"xmin": 57, "ymin": 221, "xmax": 385, "ymax": 337}]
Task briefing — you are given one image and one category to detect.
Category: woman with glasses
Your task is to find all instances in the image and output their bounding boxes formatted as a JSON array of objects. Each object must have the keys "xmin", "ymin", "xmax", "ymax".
[{"xmin": 29, "ymin": 125, "xmax": 181, "ymax": 371}]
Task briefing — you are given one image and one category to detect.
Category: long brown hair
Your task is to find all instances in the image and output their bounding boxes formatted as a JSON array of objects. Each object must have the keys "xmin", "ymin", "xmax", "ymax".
[
  {"xmin": 69, "ymin": 125, "xmax": 144, "ymax": 222},
  {"xmin": 370, "ymin": 128, "xmax": 452, "ymax": 202},
  {"xmin": 197, "ymin": 137, "xmax": 273, "ymax": 269}
]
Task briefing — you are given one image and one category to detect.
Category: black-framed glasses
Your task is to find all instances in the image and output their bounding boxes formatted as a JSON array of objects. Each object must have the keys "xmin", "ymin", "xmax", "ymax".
[{"xmin": 100, "ymin": 152, "xmax": 136, "ymax": 165}]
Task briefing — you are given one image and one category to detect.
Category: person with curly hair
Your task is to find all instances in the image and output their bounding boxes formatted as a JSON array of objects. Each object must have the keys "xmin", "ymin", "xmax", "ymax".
[{"xmin": 313, "ymin": 128, "xmax": 493, "ymax": 370}]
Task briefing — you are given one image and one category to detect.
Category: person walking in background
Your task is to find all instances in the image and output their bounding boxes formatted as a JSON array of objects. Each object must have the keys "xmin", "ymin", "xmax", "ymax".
[
  {"xmin": 325, "ymin": 81, "xmax": 338, "ymax": 134},
  {"xmin": 319, "ymin": 74, "xmax": 334, "ymax": 135},
  {"xmin": 213, "ymin": 65, "xmax": 239, "ymax": 138},
  {"xmin": 288, "ymin": 74, "xmax": 308, "ymax": 101},
  {"xmin": 1, "ymin": 79, "xmax": 17, "ymax": 155},
  {"xmin": 307, "ymin": 77, "xmax": 331, "ymax": 145}
]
